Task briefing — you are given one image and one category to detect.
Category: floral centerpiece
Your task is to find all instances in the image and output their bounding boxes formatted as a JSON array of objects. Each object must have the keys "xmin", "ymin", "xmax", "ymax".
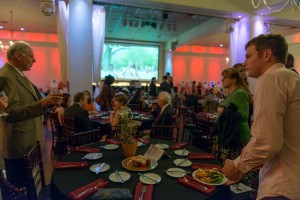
[{"xmin": 117, "ymin": 106, "xmax": 135, "ymax": 144}]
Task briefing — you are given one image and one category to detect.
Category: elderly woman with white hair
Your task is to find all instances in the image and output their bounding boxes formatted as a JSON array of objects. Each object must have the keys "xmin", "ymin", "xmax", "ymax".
[{"xmin": 151, "ymin": 91, "xmax": 175, "ymax": 126}]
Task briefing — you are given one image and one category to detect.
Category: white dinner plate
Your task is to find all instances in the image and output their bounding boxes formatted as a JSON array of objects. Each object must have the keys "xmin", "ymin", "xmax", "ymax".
[
  {"xmin": 109, "ymin": 171, "xmax": 131, "ymax": 183},
  {"xmin": 174, "ymin": 149, "xmax": 190, "ymax": 156},
  {"xmin": 165, "ymin": 168, "xmax": 187, "ymax": 178},
  {"xmin": 83, "ymin": 153, "xmax": 102, "ymax": 160},
  {"xmin": 139, "ymin": 173, "xmax": 161, "ymax": 184},
  {"xmin": 173, "ymin": 159, "xmax": 192, "ymax": 167},
  {"xmin": 101, "ymin": 116, "xmax": 109, "ymax": 119},
  {"xmin": 154, "ymin": 143, "xmax": 169, "ymax": 149},
  {"xmin": 90, "ymin": 163, "xmax": 110, "ymax": 173},
  {"xmin": 137, "ymin": 142, "xmax": 143, "ymax": 147},
  {"xmin": 103, "ymin": 144, "xmax": 119, "ymax": 150}
]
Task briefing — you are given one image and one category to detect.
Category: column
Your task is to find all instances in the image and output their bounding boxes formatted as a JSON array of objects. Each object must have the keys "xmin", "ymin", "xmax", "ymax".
[{"xmin": 68, "ymin": 0, "xmax": 93, "ymax": 97}]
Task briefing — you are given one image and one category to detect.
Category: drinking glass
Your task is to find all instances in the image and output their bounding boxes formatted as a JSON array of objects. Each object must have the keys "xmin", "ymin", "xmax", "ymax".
[{"xmin": 0, "ymin": 90, "xmax": 9, "ymax": 117}]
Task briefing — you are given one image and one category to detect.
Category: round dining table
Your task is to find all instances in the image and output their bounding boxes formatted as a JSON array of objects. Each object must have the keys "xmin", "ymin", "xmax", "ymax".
[{"xmin": 50, "ymin": 139, "xmax": 231, "ymax": 200}]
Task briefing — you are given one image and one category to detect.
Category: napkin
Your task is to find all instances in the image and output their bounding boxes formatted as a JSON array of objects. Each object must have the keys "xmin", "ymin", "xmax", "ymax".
[
  {"xmin": 191, "ymin": 163, "xmax": 222, "ymax": 171},
  {"xmin": 69, "ymin": 178, "xmax": 109, "ymax": 200},
  {"xmin": 74, "ymin": 146, "xmax": 101, "ymax": 153},
  {"xmin": 188, "ymin": 152, "xmax": 215, "ymax": 160},
  {"xmin": 105, "ymin": 139, "xmax": 121, "ymax": 145},
  {"xmin": 54, "ymin": 162, "xmax": 88, "ymax": 169},
  {"xmin": 133, "ymin": 182, "xmax": 153, "ymax": 200},
  {"xmin": 136, "ymin": 138, "xmax": 150, "ymax": 144},
  {"xmin": 178, "ymin": 175, "xmax": 216, "ymax": 195},
  {"xmin": 170, "ymin": 142, "xmax": 188, "ymax": 150}
]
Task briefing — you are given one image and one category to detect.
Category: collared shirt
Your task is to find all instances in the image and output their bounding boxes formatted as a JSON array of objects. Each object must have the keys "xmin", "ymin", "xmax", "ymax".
[
  {"xmin": 234, "ymin": 63, "xmax": 300, "ymax": 200},
  {"xmin": 160, "ymin": 103, "xmax": 170, "ymax": 115},
  {"xmin": 8, "ymin": 62, "xmax": 23, "ymax": 77},
  {"xmin": 74, "ymin": 102, "xmax": 83, "ymax": 108}
]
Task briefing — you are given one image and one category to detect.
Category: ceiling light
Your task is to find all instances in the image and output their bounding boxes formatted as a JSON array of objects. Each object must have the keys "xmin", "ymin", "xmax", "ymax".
[
  {"xmin": 220, "ymin": 44, "xmax": 223, "ymax": 47},
  {"xmin": 238, "ymin": 15, "xmax": 242, "ymax": 18},
  {"xmin": 0, "ymin": 26, "xmax": 3, "ymax": 29},
  {"xmin": 40, "ymin": 0, "xmax": 56, "ymax": 16},
  {"xmin": 20, "ymin": 27, "xmax": 25, "ymax": 31},
  {"xmin": 251, "ymin": 0, "xmax": 299, "ymax": 13}
]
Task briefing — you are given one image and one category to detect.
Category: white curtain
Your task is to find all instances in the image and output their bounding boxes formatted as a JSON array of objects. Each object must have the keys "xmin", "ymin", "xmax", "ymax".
[
  {"xmin": 229, "ymin": 22, "xmax": 239, "ymax": 67},
  {"xmin": 92, "ymin": 5, "xmax": 106, "ymax": 85},
  {"xmin": 57, "ymin": 1, "xmax": 69, "ymax": 88}
]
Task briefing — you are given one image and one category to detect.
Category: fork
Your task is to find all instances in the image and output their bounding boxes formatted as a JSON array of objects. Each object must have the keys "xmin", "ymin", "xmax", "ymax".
[
  {"xmin": 139, "ymin": 185, "xmax": 147, "ymax": 200},
  {"xmin": 183, "ymin": 176, "xmax": 208, "ymax": 190}
]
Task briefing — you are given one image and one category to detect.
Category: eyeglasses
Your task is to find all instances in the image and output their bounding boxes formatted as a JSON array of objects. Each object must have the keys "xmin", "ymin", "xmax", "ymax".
[{"xmin": 221, "ymin": 77, "xmax": 232, "ymax": 81}]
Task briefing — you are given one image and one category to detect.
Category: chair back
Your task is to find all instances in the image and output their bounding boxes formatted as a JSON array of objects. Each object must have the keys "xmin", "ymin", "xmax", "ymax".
[
  {"xmin": 0, "ymin": 169, "xmax": 27, "ymax": 200},
  {"xmin": 128, "ymin": 104, "xmax": 141, "ymax": 112},
  {"xmin": 193, "ymin": 113, "xmax": 213, "ymax": 151},
  {"xmin": 151, "ymin": 125, "xmax": 179, "ymax": 141},
  {"xmin": 62, "ymin": 116, "xmax": 76, "ymax": 136},
  {"xmin": 72, "ymin": 129, "xmax": 101, "ymax": 147},
  {"xmin": 24, "ymin": 141, "xmax": 45, "ymax": 200}
]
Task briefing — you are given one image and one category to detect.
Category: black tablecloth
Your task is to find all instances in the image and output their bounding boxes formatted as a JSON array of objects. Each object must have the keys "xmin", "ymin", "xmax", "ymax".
[{"xmin": 50, "ymin": 139, "xmax": 231, "ymax": 200}]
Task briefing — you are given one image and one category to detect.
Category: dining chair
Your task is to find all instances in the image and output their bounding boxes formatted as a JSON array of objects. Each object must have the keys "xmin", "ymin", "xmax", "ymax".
[
  {"xmin": 128, "ymin": 103, "xmax": 141, "ymax": 112},
  {"xmin": 181, "ymin": 108, "xmax": 195, "ymax": 143},
  {"xmin": 151, "ymin": 124, "xmax": 179, "ymax": 141},
  {"xmin": 24, "ymin": 141, "xmax": 50, "ymax": 200},
  {"xmin": 0, "ymin": 169, "xmax": 27, "ymax": 200},
  {"xmin": 192, "ymin": 112, "xmax": 213, "ymax": 152},
  {"xmin": 62, "ymin": 116, "xmax": 101, "ymax": 149},
  {"xmin": 48, "ymin": 112, "xmax": 65, "ymax": 158}
]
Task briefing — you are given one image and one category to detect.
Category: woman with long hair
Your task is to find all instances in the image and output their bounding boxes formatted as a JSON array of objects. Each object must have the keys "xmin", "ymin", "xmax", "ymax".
[{"xmin": 83, "ymin": 90, "xmax": 97, "ymax": 112}]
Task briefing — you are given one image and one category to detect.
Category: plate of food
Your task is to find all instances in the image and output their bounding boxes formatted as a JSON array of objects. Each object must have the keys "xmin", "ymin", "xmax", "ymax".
[
  {"xmin": 174, "ymin": 149, "xmax": 190, "ymax": 156},
  {"xmin": 192, "ymin": 168, "xmax": 227, "ymax": 185},
  {"xmin": 122, "ymin": 155, "xmax": 158, "ymax": 171}
]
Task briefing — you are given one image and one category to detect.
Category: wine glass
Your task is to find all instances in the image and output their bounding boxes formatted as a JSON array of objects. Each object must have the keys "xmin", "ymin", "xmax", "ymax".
[
  {"xmin": 0, "ymin": 90, "xmax": 9, "ymax": 117},
  {"xmin": 51, "ymin": 89, "xmax": 63, "ymax": 109}
]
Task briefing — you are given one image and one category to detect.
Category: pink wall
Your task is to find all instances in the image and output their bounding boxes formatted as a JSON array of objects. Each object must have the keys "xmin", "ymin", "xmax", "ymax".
[
  {"xmin": 172, "ymin": 45, "xmax": 229, "ymax": 90},
  {"xmin": 0, "ymin": 31, "xmax": 60, "ymax": 92}
]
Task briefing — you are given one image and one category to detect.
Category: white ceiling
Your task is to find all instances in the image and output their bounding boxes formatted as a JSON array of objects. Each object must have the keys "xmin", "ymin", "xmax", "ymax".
[{"xmin": 0, "ymin": 0, "xmax": 300, "ymax": 48}]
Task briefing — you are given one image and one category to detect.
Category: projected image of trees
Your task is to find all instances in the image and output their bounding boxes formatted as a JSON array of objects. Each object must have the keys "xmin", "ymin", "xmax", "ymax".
[{"xmin": 101, "ymin": 43, "xmax": 159, "ymax": 81}]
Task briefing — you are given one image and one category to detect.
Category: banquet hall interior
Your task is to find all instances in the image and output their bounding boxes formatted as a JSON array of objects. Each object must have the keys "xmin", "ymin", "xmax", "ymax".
[{"xmin": 0, "ymin": 0, "xmax": 300, "ymax": 199}]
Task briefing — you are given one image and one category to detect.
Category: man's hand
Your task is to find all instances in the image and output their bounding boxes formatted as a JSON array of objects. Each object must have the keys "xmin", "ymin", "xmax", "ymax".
[
  {"xmin": 0, "ymin": 96, "xmax": 8, "ymax": 111},
  {"xmin": 222, "ymin": 159, "xmax": 245, "ymax": 182},
  {"xmin": 40, "ymin": 93, "xmax": 63, "ymax": 107}
]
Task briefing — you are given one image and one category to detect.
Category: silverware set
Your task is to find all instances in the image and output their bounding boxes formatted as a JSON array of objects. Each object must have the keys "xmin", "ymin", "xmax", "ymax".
[
  {"xmin": 94, "ymin": 162, "xmax": 105, "ymax": 174},
  {"xmin": 139, "ymin": 185, "xmax": 147, "ymax": 200},
  {"xmin": 183, "ymin": 176, "xmax": 208, "ymax": 190}
]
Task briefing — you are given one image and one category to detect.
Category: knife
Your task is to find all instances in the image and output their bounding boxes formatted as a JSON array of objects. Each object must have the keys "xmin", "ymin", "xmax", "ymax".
[
  {"xmin": 115, "ymin": 170, "xmax": 124, "ymax": 183},
  {"xmin": 181, "ymin": 149, "xmax": 186, "ymax": 156},
  {"xmin": 176, "ymin": 158, "xmax": 188, "ymax": 166},
  {"xmin": 95, "ymin": 162, "xmax": 105, "ymax": 174},
  {"xmin": 138, "ymin": 173, "xmax": 158, "ymax": 184}
]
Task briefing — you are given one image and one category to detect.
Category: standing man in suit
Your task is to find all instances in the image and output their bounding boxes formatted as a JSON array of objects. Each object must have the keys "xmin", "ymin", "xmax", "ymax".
[
  {"xmin": 0, "ymin": 41, "xmax": 63, "ymax": 189},
  {"xmin": 160, "ymin": 75, "xmax": 171, "ymax": 94},
  {"xmin": 64, "ymin": 92, "xmax": 95, "ymax": 132}
]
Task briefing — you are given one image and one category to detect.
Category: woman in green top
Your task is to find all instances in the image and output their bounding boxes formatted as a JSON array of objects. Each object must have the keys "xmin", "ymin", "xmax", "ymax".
[{"xmin": 214, "ymin": 67, "xmax": 251, "ymax": 160}]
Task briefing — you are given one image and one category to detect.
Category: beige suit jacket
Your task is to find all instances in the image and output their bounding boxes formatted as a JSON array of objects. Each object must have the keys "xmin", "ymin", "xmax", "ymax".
[{"xmin": 0, "ymin": 63, "xmax": 44, "ymax": 159}]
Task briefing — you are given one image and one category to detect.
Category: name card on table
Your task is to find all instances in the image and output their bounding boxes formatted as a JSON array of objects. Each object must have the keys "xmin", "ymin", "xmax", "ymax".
[{"xmin": 144, "ymin": 144, "xmax": 164, "ymax": 161}]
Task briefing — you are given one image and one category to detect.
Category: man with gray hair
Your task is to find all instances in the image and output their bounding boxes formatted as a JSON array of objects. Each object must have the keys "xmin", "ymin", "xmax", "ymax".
[
  {"xmin": 0, "ymin": 41, "xmax": 63, "ymax": 189},
  {"xmin": 152, "ymin": 91, "xmax": 174, "ymax": 126}
]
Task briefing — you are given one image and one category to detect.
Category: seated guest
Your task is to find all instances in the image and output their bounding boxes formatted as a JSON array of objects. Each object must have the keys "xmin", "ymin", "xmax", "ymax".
[
  {"xmin": 110, "ymin": 92, "xmax": 129, "ymax": 131},
  {"xmin": 64, "ymin": 92, "xmax": 95, "ymax": 132},
  {"xmin": 202, "ymin": 89, "xmax": 217, "ymax": 113},
  {"xmin": 129, "ymin": 89, "xmax": 146, "ymax": 110},
  {"xmin": 152, "ymin": 91, "xmax": 175, "ymax": 126},
  {"xmin": 83, "ymin": 90, "xmax": 97, "ymax": 112}
]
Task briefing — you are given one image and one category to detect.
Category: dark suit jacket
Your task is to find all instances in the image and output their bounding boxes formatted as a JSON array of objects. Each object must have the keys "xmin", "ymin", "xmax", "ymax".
[
  {"xmin": 0, "ymin": 64, "xmax": 44, "ymax": 159},
  {"xmin": 153, "ymin": 104, "xmax": 175, "ymax": 126},
  {"xmin": 160, "ymin": 82, "xmax": 172, "ymax": 94},
  {"xmin": 64, "ymin": 103, "xmax": 94, "ymax": 132},
  {"xmin": 149, "ymin": 83, "xmax": 157, "ymax": 97}
]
